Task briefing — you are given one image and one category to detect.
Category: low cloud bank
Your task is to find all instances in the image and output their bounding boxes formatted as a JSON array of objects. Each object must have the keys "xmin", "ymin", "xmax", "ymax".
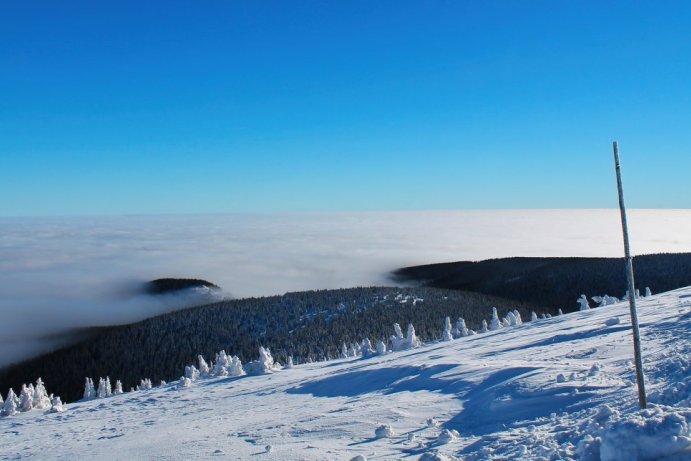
[{"xmin": 1, "ymin": 209, "xmax": 690, "ymax": 367}]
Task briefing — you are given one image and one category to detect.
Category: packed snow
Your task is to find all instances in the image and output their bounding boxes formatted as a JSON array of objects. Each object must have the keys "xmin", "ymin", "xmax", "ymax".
[{"xmin": 3, "ymin": 287, "xmax": 691, "ymax": 460}]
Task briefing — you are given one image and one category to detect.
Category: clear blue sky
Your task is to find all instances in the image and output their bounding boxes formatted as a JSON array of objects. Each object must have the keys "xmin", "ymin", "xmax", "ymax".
[{"xmin": 2, "ymin": 1, "xmax": 690, "ymax": 216}]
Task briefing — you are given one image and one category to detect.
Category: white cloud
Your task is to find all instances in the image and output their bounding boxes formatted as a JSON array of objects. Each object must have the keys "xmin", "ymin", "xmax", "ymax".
[{"xmin": 1, "ymin": 209, "xmax": 691, "ymax": 367}]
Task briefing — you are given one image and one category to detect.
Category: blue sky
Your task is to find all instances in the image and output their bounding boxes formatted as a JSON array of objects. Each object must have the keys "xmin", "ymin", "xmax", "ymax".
[{"xmin": 1, "ymin": 1, "xmax": 690, "ymax": 216}]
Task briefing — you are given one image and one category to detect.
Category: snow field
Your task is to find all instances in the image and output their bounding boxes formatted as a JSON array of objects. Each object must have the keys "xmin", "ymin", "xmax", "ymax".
[{"xmin": 2, "ymin": 288, "xmax": 691, "ymax": 460}]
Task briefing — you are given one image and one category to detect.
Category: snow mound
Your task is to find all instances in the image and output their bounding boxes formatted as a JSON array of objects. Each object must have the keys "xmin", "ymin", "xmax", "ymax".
[
  {"xmin": 375, "ymin": 424, "xmax": 395, "ymax": 439},
  {"xmin": 599, "ymin": 405, "xmax": 691, "ymax": 461}
]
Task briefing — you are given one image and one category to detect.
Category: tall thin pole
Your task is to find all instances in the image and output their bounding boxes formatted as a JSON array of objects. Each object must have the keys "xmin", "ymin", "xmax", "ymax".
[{"xmin": 613, "ymin": 141, "xmax": 647, "ymax": 409}]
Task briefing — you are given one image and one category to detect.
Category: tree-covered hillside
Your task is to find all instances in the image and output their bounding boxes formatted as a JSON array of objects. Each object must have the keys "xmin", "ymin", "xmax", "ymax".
[
  {"xmin": 0, "ymin": 286, "xmax": 536, "ymax": 403},
  {"xmin": 392, "ymin": 253, "xmax": 691, "ymax": 310}
]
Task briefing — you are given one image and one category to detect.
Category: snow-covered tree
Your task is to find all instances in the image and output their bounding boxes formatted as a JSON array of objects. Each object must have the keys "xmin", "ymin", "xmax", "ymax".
[
  {"xmin": 0, "ymin": 392, "xmax": 3, "ymax": 409},
  {"xmin": 513, "ymin": 310, "xmax": 523, "ymax": 325},
  {"xmin": 97, "ymin": 377, "xmax": 111, "ymax": 398},
  {"xmin": 50, "ymin": 396, "xmax": 65, "ymax": 413},
  {"xmin": 83, "ymin": 378, "xmax": 95, "ymax": 400},
  {"xmin": 348, "ymin": 342, "xmax": 360, "ymax": 358},
  {"xmin": 246, "ymin": 347, "xmax": 275, "ymax": 375},
  {"xmin": 340, "ymin": 342, "xmax": 348, "ymax": 359},
  {"xmin": 114, "ymin": 380, "xmax": 123, "ymax": 395},
  {"xmin": 530, "ymin": 311, "xmax": 538, "ymax": 322},
  {"xmin": 285, "ymin": 356, "xmax": 294, "ymax": 369},
  {"xmin": 140, "ymin": 379, "xmax": 152, "ymax": 390},
  {"xmin": 185, "ymin": 365, "xmax": 200, "ymax": 381},
  {"xmin": 214, "ymin": 350, "xmax": 231, "ymax": 376},
  {"xmin": 4, "ymin": 389, "xmax": 20, "ymax": 416},
  {"xmin": 361, "ymin": 338, "xmax": 374, "ymax": 357},
  {"xmin": 19, "ymin": 385, "xmax": 33, "ymax": 412},
  {"xmin": 178, "ymin": 376, "xmax": 192, "ymax": 388},
  {"xmin": 645, "ymin": 287, "xmax": 652, "ymax": 297},
  {"xmin": 106, "ymin": 377, "xmax": 112, "ymax": 396},
  {"xmin": 480, "ymin": 319, "xmax": 488, "ymax": 333},
  {"xmin": 578, "ymin": 294, "xmax": 590, "ymax": 311},
  {"xmin": 454, "ymin": 318, "xmax": 469, "ymax": 337},
  {"xmin": 198, "ymin": 355, "xmax": 210, "ymax": 377},
  {"xmin": 375, "ymin": 340, "xmax": 387, "ymax": 356},
  {"xmin": 442, "ymin": 317, "xmax": 453, "ymax": 341},
  {"xmin": 502, "ymin": 317, "xmax": 511, "ymax": 328},
  {"xmin": 33, "ymin": 378, "xmax": 51, "ymax": 409},
  {"xmin": 406, "ymin": 324, "xmax": 421, "ymax": 348},
  {"xmin": 227, "ymin": 355, "xmax": 245, "ymax": 377},
  {"xmin": 489, "ymin": 307, "xmax": 502, "ymax": 330},
  {"xmin": 558, "ymin": 309, "xmax": 564, "ymax": 316}
]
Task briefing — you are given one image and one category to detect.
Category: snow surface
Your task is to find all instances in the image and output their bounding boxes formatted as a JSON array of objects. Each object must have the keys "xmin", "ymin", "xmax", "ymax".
[{"xmin": 3, "ymin": 288, "xmax": 691, "ymax": 460}]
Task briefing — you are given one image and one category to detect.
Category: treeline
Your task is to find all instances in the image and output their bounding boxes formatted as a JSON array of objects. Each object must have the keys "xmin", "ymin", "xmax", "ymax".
[
  {"xmin": 392, "ymin": 253, "xmax": 691, "ymax": 310},
  {"xmin": 0, "ymin": 287, "xmax": 537, "ymax": 403}
]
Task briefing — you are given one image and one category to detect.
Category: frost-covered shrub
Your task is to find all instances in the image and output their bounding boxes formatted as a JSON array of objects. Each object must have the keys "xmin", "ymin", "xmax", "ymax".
[
  {"xmin": 578, "ymin": 294, "xmax": 590, "ymax": 311},
  {"xmin": 139, "ymin": 378, "xmax": 152, "ymax": 390},
  {"xmin": 374, "ymin": 424, "xmax": 395, "ymax": 438},
  {"xmin": 645, "ymin": 287, "xmax": 652, "ymax": 297},
  {"xmin": 480, "ymin": 319, "xmax": 488, "ymax": 333},
  {"xmin": 227, "ymin": 355, "xmax": 245, "ymax": 377},
  {"xmin": 178, "ymin": 376, "xmax": 192, "ymax": 388},
  {"xmin": 530, "ymin": 311, "xmax": 538, "ymax": 322},
  {"xmin": 437, "ymin": 428, "xmax": 459, "ymax": 444},
  {"xmin": 442, "ymin": 317, "xmax": 453, "ymax": 341},
  {"xmin": 114, "ymin": 380, "xmax": 123, "ymax": 394}
]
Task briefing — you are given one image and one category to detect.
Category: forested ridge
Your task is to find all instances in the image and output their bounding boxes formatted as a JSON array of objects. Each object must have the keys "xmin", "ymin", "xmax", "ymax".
[
  {"xmin": 0, "ymin": 287, "xmax": 535, "ymax": 403},
  {"xmin": 392, "ymin": 253, "xmax": 691, "ymax": 310}
]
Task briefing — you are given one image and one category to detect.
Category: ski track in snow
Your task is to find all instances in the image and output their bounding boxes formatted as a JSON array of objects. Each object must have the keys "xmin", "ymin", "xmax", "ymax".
[{"xmin": 3, "ymin": 288, "xmax": 691, "ymax": 460}]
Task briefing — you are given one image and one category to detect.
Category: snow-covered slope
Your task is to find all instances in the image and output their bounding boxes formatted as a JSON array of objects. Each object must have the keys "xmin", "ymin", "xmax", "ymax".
[{"xmin": 3, "ymin": 288, "xmax": 691, "ymax": 461}]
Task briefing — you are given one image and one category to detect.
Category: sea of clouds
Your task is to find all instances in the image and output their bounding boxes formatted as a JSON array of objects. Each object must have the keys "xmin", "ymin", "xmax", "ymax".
[{"xmin": 2, "ymin": 209, "xmax": 691, "ymax": 367}]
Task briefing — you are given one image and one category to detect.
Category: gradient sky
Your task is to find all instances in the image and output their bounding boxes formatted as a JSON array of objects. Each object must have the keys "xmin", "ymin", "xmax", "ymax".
[{"xmin": 2, "ymin": 1, "xmax": 690, "ymax": 216}]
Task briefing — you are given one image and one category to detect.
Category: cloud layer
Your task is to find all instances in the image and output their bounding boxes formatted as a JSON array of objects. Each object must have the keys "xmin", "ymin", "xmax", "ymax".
[{"xmin": 2, "ymin": 209, "xmax": 691, "ymax": 367}]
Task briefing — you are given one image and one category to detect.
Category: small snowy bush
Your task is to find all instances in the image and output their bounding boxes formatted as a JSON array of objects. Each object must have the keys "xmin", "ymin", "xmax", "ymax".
[{"xmin": 374, "ymin": 424, "xmax": 395, "ymax": 438}]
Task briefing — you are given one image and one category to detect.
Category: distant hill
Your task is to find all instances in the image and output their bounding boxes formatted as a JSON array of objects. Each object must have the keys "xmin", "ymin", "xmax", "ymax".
[
  {"xmin": 0, "ymin": 286, "xmax": 537, "ymax": 403},
  {"xmin": 392, "ymin": 253, "xmax": 691, "ymax": 310},
  {"xmin": 144, "ymin": 278, "xmax": 220, "ymax": 295}
]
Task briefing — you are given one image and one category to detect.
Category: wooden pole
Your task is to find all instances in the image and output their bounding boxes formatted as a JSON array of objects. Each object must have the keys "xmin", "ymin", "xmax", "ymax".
[{"xmin": 613, "ymin": 141, "xmax": 647, "ymax": 409}]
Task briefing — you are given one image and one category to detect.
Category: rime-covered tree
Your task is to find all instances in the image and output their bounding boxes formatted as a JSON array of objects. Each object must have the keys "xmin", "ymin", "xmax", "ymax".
[
  {"xmin": 83, "ymin": 378, "xmax": 95, "ymax": 400},
  {"xmin": 214, "ymin": 350, "xmax": 231, "ymax": 376},
  {"xmin": 530, "ymin": 311, "xmax": 538, "ymax": 322},
  {"xmin": 227, "ymin": 355, "xmax": 245, "ymax": 377},
  {"xmin": 480, "ymin": 319, "xmax": 488, "ymax": 333},
  {"xmin": 376, "ymin": 340, "xmax": 387, "ymax": 356},
  {"xmin": 3, "ymin": 388, "xmax": 20, "ymax": 416},
  {"xmin": 198, "ymin": 355, "xmax": 210, "ymax": 377},
  {"xmin": 361, "ymin": 338, "xmax": 374, "ymax": 357},
  {"xmin": 577, "ymin": 294, "xmax": 590, "ymax": 311},
  {"xmin": 454, "ymin": 318, "xmax": 469, "ymax": 337},
  {"xmin": 489, "ymin": 307, "xmax": 502, "ymax": 330},
  {"xmin": 558, "ymin": 308, "xmax": 564, "ymax": 316},
  {"xmin": 406, "ymin": 324, "xmax": 421, "ymax": 348},
  {"xmin": 285, "ymin": 356, "xmax": 294, "ymax": 369},
  {"xmin": 114, "ymin": 380, "xmax": 123, "ymax": 394},
  {"xmin": 33, "ymin": 378, "xmax": 51, "ymax": 409},
  {"xmin": 645, "ymin": 287, "xmax": 652, "ymax": 297},
  {"xmin": 340, "ymin": 342, "xmax": 348, "ymax": 359},
  {"xmin": 185, "ymin": 365, "xmax": 200, "ymax": 381},
  {"xmin": 442, "ymin": 317, "xmax": 453, "ymax": 341},
  {"xmin": 50, "ymin": 396, "xmax": 65, "ymax": 413},
  {"xmin": 19, "ymin": 384, "xmax": 33, "ymax": 412},
  {"xmin": 97, "ymin": 378, "xmax": 108, "ymax": 398}
]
